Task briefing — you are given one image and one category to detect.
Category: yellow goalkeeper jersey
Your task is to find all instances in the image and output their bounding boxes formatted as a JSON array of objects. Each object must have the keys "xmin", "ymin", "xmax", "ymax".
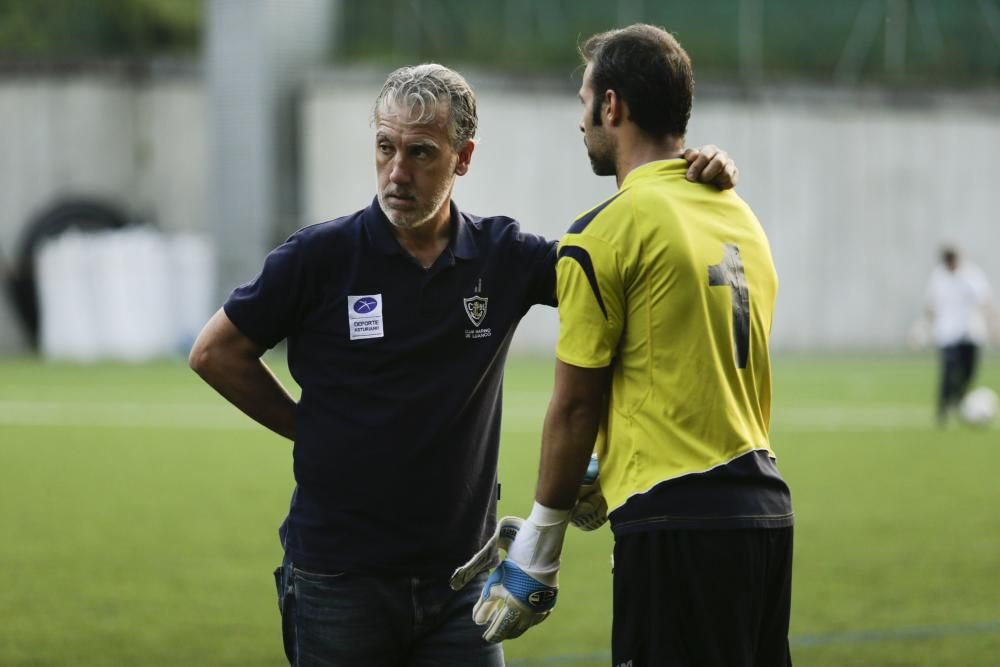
[{"xmin": 556, "ymin": 159, "xmax": 792, "ymax": 532}]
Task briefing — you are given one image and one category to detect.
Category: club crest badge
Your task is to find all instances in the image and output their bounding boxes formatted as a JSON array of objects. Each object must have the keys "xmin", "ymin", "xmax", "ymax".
[{"xmin": 463, "ymin": 296, "xmax": 488, "ymax": 327}]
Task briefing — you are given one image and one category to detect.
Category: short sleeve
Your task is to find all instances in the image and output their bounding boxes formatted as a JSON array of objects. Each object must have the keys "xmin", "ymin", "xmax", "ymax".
[
  {"xmin": 223, "ymin": 234, "xmax": 307, "ymax": 349},
  {"xmin": 520, "ymin": 232, "xmax": 558, "ymax": 308},
  {"xmin": 554, "ymin": 233, "xmax": 624, "ymax": 368}
]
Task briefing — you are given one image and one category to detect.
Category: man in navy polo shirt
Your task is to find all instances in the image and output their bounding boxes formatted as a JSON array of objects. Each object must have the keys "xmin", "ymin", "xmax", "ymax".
[{"xmin": 189, "ymin": 63, "xmax": 737, "ymax": 666}]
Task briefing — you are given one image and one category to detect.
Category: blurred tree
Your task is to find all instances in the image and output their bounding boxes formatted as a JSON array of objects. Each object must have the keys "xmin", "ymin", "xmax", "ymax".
[
  {"xmin": 0, "ymin": 0, "xmax": 998, "ymax": 86},
  {"xmin": 334, "ymin": 0, "xmax": 1000, "ymax": 87},
  {"xmin": 0, "ymin": 0, "xmax": 201, "ymax": 60}
]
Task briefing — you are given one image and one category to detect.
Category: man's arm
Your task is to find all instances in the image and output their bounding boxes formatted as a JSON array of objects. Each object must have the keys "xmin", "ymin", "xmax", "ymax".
[
  {"xmin": 189, "ymin": 308, "xmax": 297, "ymax": 441},
  {"xmin": 536, "ymin": 360, "xmax": 611, "ymax": 509},
  {"xmin": 532, "ymin": 145, "xmax": 737, "ymax": 308},
  {"xmin": 684, "ymin": 144, "xmax": 739, "ymax": 189}
]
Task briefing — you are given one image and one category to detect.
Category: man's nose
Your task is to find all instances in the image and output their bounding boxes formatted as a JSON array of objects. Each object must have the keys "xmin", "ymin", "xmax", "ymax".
[{"xmin": 389, "ymin": 155, "xmax": 411, "ymax": 184}]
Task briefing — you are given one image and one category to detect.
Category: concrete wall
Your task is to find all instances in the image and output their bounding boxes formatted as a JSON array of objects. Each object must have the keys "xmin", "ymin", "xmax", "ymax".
[
  {"xmin": 302, "ymin": 71, "xmax": 1000, "ymax": 352},
  {"xmin": 2, "ymin": 68, "xmax": 997, "ymax": 354},
  {"xmin": 0, "ymin": 74, "xmax": 207, "ymax": 250},
  {"xmin": 0, "ymin": 72, "xmax": 207, "ymax": 352}
]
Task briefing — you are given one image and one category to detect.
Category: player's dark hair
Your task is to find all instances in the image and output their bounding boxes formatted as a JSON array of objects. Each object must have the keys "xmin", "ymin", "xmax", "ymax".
[{"xmin": 580, "ymin": 24, "xmax": 693, "ymax": 139}]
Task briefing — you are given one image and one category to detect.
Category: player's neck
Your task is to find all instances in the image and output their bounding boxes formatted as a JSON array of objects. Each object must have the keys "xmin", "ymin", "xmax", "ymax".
[{"xmin": 615, "ymin": 134, "xmax": 685, "ymax": 188}]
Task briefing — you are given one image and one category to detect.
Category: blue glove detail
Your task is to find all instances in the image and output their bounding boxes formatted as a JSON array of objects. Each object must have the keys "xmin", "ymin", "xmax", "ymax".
[
  {"xmin": 583, "ymin": 454, "xmax": 600, "ymax": 485},
  {"xmin": 481, "ymin": 560, "xmax": 558, "ymax": 611},
  {"xmin": 474, "ymin": 558, "xmax": 559, "ymax": 642}
]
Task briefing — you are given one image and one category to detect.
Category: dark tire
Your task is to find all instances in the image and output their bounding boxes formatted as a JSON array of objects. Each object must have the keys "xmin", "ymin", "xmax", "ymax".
[{"xmin": 7, "ymin": 199, "xmax": 132, "ymax": 346}]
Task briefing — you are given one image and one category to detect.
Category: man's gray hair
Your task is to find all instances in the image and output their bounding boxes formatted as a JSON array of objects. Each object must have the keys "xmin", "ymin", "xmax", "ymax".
[{"xmin": 374, "ymin": 64, "xmax": 478, "ymax": 149}]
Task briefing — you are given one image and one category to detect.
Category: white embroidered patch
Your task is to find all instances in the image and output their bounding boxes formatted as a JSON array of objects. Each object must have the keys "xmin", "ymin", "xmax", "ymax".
[{"xmin": 347, "ymin": 294, "xmax": 384, "ymax": 340}]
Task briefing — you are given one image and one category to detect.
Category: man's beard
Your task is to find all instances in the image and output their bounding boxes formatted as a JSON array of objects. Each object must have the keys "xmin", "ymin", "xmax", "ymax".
[
  {"xmin": 377, "ymin": 180, "xmax": 453, "ymax": 230},
  {"xmin": 585, "ymin": 130, "xmax": 616, "ymax": 177},
  {"xmin": 588, "ymin": 148, "xmax": 617, "ymax": 177}
]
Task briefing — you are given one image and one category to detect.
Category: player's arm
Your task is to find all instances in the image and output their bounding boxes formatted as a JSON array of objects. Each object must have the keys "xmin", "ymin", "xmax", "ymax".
[
  {"xmin": 189, "ymin": 308, "xmax": 297, "ymax": 441},
  {"xmin": 464, "ymin": 360, "xmax": 610, "ymax": 643},
  {"xmin": 467, "ymin": 231, "xmax": 622, "ymax": 642},
  {"xmin": 970, "ymin": 269, "xmax": 1000, "ymax": 343},
  {"xmin": 987, "ymin": 300, "xmax": 1000, "ymax": 344},
  {"xmin": 536, "ymin": 361, "xmax": 611, "ymax": 509},
  {"xmin": 683, "ymin": 144, "xmax": 739, "ymax": 189}
]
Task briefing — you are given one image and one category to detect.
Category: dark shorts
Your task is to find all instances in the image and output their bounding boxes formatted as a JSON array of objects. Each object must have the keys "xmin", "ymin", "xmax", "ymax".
[{"xmin": 612, "ymin": 527, "xmax": 793, "ymax": 667}]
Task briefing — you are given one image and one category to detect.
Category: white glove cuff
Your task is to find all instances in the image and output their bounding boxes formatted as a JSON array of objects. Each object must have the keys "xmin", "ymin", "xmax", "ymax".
[
  {"xmin": 507, "ymin": 502, "xmax": 570, "ymax": 575},
  {"xmin": 527, "ymin": 502, "xmax": 572, "ymax": 527}
]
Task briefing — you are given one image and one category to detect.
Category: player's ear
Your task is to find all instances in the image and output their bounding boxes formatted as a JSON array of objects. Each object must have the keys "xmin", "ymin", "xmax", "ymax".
[
  {"xmin": 605, "ymin": 89, "xmax": 624, "ymax": 126},
  {"xmin": 454, "ymin": 140, "xmax": 475, "ymax": 176}
]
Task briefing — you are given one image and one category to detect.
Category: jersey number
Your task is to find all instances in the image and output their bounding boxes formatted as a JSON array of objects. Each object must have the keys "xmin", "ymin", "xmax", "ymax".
[{"xmin": 708, "ymin": 244, "xmax": 749, "ymax": 369}]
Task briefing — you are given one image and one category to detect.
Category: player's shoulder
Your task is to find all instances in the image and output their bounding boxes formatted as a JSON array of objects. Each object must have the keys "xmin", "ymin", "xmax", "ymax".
[
  {"xmin": 561, "ymin": 189, "xmax": 647, "ymax": 263},
  {"xmin": 567, "ymin": 190, "xmax": 631, "ymax": 237}
]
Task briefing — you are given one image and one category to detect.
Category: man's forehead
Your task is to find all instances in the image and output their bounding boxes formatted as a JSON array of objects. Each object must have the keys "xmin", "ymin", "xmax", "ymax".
[{"xmin": 376, "ymin": 103, "xmax": 449, "ymax": 136}]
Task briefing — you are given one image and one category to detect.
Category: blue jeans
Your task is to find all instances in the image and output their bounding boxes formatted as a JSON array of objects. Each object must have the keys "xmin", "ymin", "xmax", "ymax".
[{"xmin": 274, "ymin": 562, "xmax": 504, "ymax": 667}]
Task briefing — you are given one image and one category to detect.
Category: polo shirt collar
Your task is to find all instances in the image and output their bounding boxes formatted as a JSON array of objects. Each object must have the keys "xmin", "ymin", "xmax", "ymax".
[
  {"xmin": 363, "ymin": 197, "xmax": 479, "ymax": 260},
  {"xmin": 364, "ymin": 197, "xmax": 404, "ymax": 255},
  {"xmin": 451, "ymin": 201, "xmax": 478, "ymax": 260}
]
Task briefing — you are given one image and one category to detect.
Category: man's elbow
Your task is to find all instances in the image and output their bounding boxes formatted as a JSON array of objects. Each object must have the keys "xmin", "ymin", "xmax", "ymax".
[
  {"xmin": 188, "ymin": 337, "xmax": 213, "ymax": 377},
  {"xmin": 188, "ymin": 328, "xmax": 232, "ymax": 379},
  {"xmin": 188, "ymin": 308, "xmax": 247, "ymax": 378}
]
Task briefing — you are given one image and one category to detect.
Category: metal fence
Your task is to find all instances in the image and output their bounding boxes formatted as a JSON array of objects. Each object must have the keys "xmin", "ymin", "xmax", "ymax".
[
  {"xmin": 3, "ymin": 1, "xmax": 998, "ymax": 85},
  {"xmin": 336, "ymin": 0, "xmax": 1000, "ymax": 85}
]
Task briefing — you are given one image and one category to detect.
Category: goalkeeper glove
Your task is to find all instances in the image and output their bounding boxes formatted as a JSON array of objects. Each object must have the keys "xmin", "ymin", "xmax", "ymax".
[
  {"xmin": 450, "ymin": 516, "xmax": 523, "ymax": 591},
  {"xmin": 569, "ymin": 454, "xmax": 607, "ymax": 531},
  {"xmin": 473, "ymin": 503, "xmax": 568, "ymax": 643},
  {"xmin": 473, "ymin": 558, "xmax": 557, "ymax": 642},
  {"xmin": 451, "ymin": 515, "xmax": 557, "ymax": 642}
]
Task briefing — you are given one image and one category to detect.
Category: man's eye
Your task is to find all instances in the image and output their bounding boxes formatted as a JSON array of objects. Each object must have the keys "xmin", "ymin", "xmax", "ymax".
[{"xmin": 378, "ymin": 143, "xmax": 393, "ymax": 153}]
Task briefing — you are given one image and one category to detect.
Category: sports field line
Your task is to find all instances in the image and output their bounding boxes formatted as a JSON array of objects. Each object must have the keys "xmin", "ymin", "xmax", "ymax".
[
  {"xmin": 506, "ymin": 619, "xmax": 1000, "ymax": 666},
  {"xmin": 0, "ymin": 399, "xmax": 256, "ymax": 430},
  {"xmin": 0, "ymin": 396, "xmax": 945, "ymax": 432}
]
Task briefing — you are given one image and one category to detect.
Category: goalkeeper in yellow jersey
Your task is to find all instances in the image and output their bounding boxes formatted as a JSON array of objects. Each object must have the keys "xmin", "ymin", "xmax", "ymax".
[{"xmin": 473, "ymin": 24, "xmax": 794, "ymax": 666}]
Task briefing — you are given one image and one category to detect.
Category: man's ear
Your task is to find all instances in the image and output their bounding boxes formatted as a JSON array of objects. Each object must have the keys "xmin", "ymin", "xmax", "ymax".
[
  {"xmin": 455, "ymin": 140, "xmax": 475, "ymax": 176},
  {"xmin": 604, "ymin": 89, "xmax": 625, "ymax": 127}
]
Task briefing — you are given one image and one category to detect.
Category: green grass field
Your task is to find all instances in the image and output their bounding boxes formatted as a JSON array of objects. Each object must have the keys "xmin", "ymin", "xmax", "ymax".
[{"xmin": 1, "ymin": 352, "xmax": 998, "ymax": 666}]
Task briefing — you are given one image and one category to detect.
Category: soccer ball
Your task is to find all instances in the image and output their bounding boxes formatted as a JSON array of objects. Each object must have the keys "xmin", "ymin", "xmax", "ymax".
[{"xmin": 959, "ymin": 387, "xmax": 998, "ymax": 427}]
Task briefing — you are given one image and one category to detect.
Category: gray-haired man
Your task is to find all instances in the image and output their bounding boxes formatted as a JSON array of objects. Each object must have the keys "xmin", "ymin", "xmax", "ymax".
[{"xmin": 190, "ymin": 63, "xmax": 737, "ymax": 666}]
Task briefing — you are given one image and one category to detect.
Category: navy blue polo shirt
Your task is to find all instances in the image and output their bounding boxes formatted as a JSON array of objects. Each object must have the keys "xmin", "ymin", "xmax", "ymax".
[{"xmin": 224, "ymin": 197, "xmax": 557, "ymax": 576}]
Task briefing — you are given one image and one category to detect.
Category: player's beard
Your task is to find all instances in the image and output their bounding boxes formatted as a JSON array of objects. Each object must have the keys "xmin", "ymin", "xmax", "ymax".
[
  {"xmin": 378, "ymin": 177, "xmax": 454, "ymax": 230},
  {"xmin": 584, "ymin": 127, "xmax": 617, "ymax": 177}
]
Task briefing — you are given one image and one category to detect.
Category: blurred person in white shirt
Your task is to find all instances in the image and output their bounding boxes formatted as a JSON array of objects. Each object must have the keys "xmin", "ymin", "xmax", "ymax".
[{"xmin": 925, "ymin": 246, "xmax": 994, "ymax": 425}]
